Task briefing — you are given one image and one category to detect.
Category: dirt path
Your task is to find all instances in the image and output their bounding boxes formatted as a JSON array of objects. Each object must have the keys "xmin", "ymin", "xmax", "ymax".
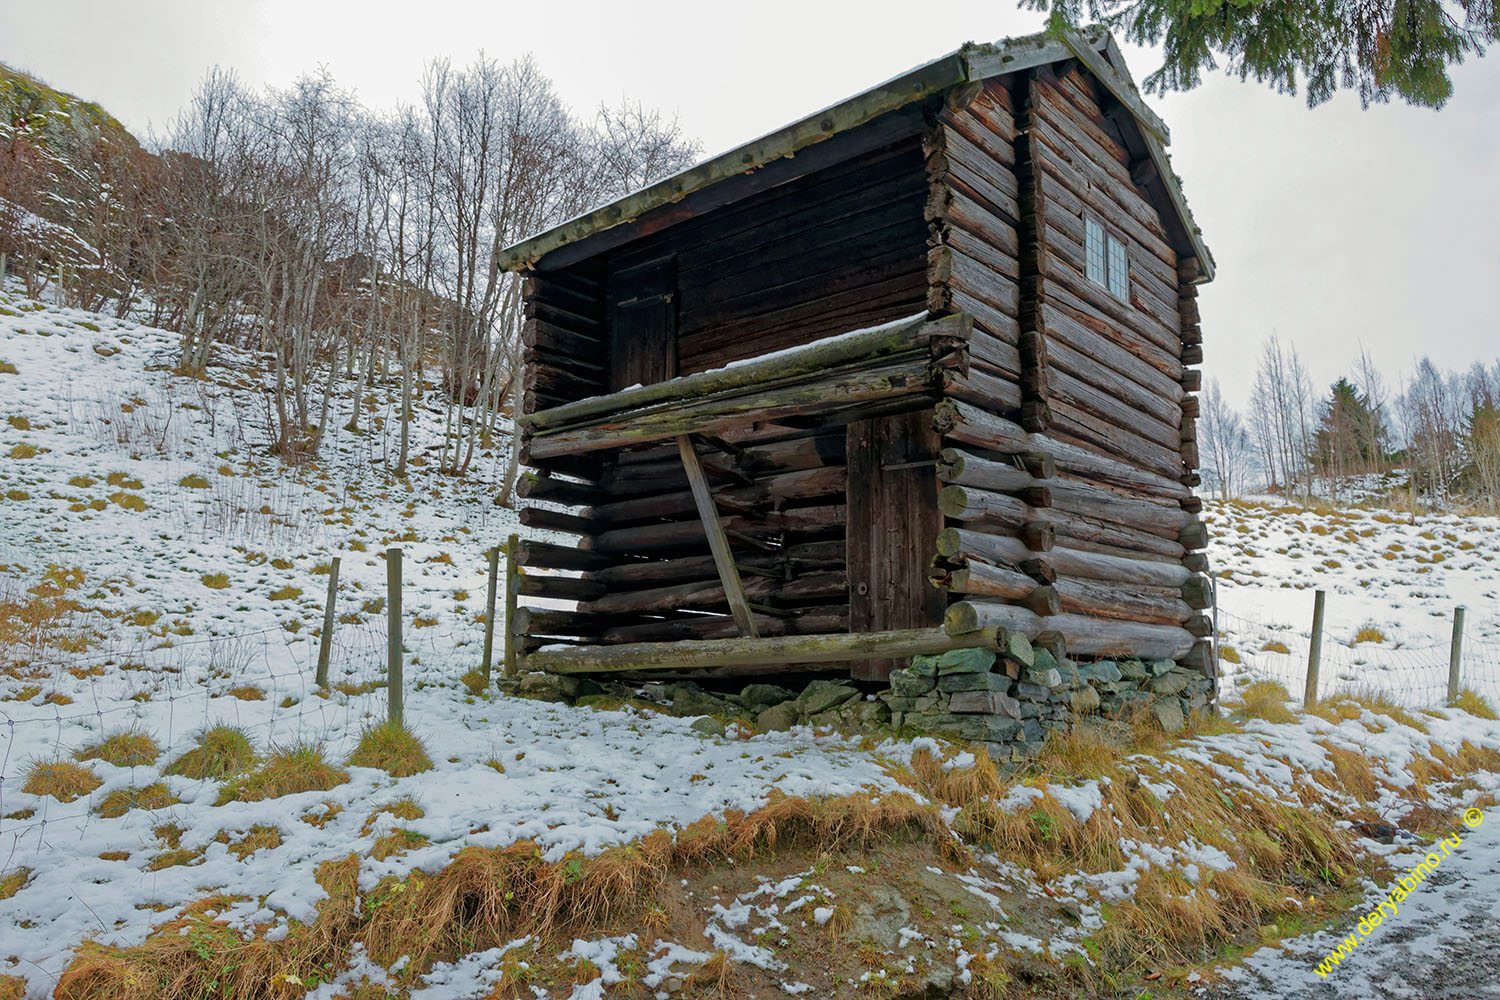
[{"xmin": 1204, "ymin": 807, "xmax": 1500, "ymax": 999}]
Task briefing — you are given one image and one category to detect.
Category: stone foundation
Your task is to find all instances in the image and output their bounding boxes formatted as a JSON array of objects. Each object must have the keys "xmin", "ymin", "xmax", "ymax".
[{"xmin": 884, "ymin": 633, "xmax": 1214, "ymax": 762}]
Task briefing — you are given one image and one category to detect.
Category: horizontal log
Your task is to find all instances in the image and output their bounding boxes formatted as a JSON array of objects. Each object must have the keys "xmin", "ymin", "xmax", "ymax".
[
  {"xmin": 590, "ymin": 540, "xmax": 845, "ymax": 588},
  {"xmin": 1048, "ymin": 478, "xmax": 1193, "ymax": 538},
  {"xmin": 580, "ymin": 571, "xmax": 846, "ymax": 616},
  {"xmin": 943, "ymin": 602, "xmax": 1195, "ymax": 659},
  {"xmin": 530, "ymin": 353, "xmax": 947, "ymax": 460},
  {"xmin": 933, "ymin": 400, "xmax": 1187, "ymax": 499},
  {"xmin": 934, "ymin": 527, "xmax": 1192, "ymax": 589},
  {"xmin": 1054, "ymin": 577, "xmax": 1193, "ymax": 626},
  {"xmin": 517, "ymin": 472, "xmax": 601, "ymax": 507},
  {"xmin": 601, "ymin": 606, "xmax": 848, "ymax": 644},
  {"xmin": 519, "ymin": 573, "xmax": 607, "ymax": 602},
  {"xmin": 938, "ymin": 484, "xmax": 1040, "ymax": 528},
  {"xmin": 518, "ymin": 507, "xmax": 601, "ymax": 539},
  {"xmin": 515, "ymin": 540, "xmax": 618, "ymax": 572},
  {"xmin": 937, "ymin": 447, "xmax": 1036, "ymax": 494},
  {"xmin": 528, "ymin": 312, "xmax": 968, "ymax": 431},
  {"xmin": 592, "ymin": 465, "xmax": 846, "ymax": 525},
  {"xmin": 591, "ymin": 505, "xmax": 846, "ymax": 554},
  {"xmin": 523, "ymin": 626, "xmax": 1002, "ymax": 675}
]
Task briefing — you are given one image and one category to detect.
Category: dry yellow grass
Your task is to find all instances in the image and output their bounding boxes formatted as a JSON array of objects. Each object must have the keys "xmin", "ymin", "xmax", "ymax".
[
  {"xmin": 215, "ymin": 743, "xmax": 348, "ymax": 805},
  {"xmin": 1261, "ymin": 639, "xmax": 1291, "ymax": 654},
  {"xmin": 0, "ymin": 867, "xmax": 31, "ymax": 900},
  {"xmin": 215, "ymin": 825, "xmax": 284, "ymax": 860},
  {"xmin": 96, "ymin": 783, "xmax": 177, "ymax": 818},
  {"xmin": 1352, "ymin": 624, "xmax": 1387, "ymax": 644},
  {"xmin": 57, "ymin": 791, "xmax": 936, "ymax": 1000},
  {"xmin": 1237, "ymin": 681, "xmax": 1299, "ymax": 724},
  {"xmin": 347, "ymin": 721, "xmax": 433, "ymax": 778},
  {"xmin": 163, "ymin": 726, "xmax": 257, "ymax": 779},
  {"xmin": 22, "ymin": 759, "xmax": 102, "ymax": 802},
  {"xmin": 76, "ymin": 728, "xmax": 160, "ymax": 767},
  {"xmin": 1454, "ymin": 688, "xmax": 1498, "ymax": 720}
]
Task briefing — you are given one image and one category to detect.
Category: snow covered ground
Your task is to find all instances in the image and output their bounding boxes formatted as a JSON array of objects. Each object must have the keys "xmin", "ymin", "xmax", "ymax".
[
  {"xmin": 1207, "ymin": 498, "xmax": 1500, "ymax": 707},
  {"xmin": 3, "ymin": 286, "xmax": 1500, "ymax": 998}
]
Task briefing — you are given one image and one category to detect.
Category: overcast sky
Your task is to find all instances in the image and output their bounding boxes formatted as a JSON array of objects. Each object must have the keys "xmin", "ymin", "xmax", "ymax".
[{"xmin": 2, "ymin": 0, "xmax": 1496, "ymax": 411}]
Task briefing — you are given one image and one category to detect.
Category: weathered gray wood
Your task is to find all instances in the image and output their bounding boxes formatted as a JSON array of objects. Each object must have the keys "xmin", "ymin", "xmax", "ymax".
[
  {"xmin": 1448, "ymin": 606, "xmax": 1466, "ymax": 704},
  {"xmin": 939, "ymin": 484, "xmax": 1039, "ymax": 528},
  {"xmin": 528, "ymin": 313, "xmax": 968, "ymax": 430},
  {"xmin": 937, "ymin": 447, "xmax": 1036, "ymax": 494},
  {"xmin": 481, "ymin": 547, "xmax": 500, "ymax": 684},
  {"xmin": 945, "ymin": 601, "xmax": 1194, "ymax": 659},
  {"xmin": 523, "ymin": 627, "xmax": 1000, "ymax": 675},
  {"xmin": 386, "ymin": 548, "xmax": 404, "ymax": 727},
  {"xmin": 503, "ymin": 534, "xmax": 520, "ymax": 677},
  {"xmin": 677, "ymin": 435, "xmax": 758, "ymax": 638},
  {"xmin": 1054, "ymin": 577, "xmax": 1193, "ymax": 626},
  {"xmin": 1305, "ymin": 589, "xmax": 1325, "ymax": 707},
  {"xmin": 315, "ymin": 556, "xmax": 340, "ymax": 689},
  {"xmin": 516, "ymin": 539, "xmax": 617, "ymax": 572},
  {"xmin": 935, "ymin": 526, "xmax": 1192, "ymax": 588},
  {"xmin": 529, "ymin": 353, "xmax": 944, "ymax": 459}
]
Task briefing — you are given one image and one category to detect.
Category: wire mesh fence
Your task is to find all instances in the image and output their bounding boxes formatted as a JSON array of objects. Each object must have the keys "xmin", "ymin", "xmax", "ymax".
[
  {"xmin": 0, "ymin": 546, "xmax": 496, "ymax": 870},
  {"xmin": 1214, "ymin": 580, "xmax": 1500, "ymax": 709}
]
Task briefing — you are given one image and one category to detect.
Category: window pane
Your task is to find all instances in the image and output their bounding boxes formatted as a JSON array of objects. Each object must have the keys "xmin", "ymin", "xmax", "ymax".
[
  {"xmin": 1085, "ymin": 217, "xmax": 1107, "ymax": 287},
  {"xmin": 1107, "ymin": 235, "xmax": 1128, "ymax": 300}
]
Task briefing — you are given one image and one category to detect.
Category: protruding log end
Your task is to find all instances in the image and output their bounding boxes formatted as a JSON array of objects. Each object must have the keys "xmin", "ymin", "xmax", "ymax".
[
  {"xmin": 1020, "ymin": 585, "xmax": 1060, "ymax": 617},
  {"xmin": 1020, "ymin": 557, "xmax": 1056, "ymax": 585},
  {"xmin": 1180, "ymin": 575, "xmax": 1214, "ymax": 611},
  {"xmin": 935, "ymin": 526, "xmax": 964, "ymax": 560},
  {"xmin": 1033, "ymin": 630, "xmax": 1067, "ymax": 663},
  {"xmin": 1178, "ymin": 521, "xmax": 1208, "ymax": 551},
  {"xmin": 1020, "ymin": 451, "xmax": 1055, "ymax": 479},
  {"xmin": 1179, "ymin": 639, "xmax": 1213, "ymax": 677},
  {"xmin": 1021, "ymin": 520, "xmax": 1055, "ymax": 552},
  {"xmin": 945, "ymin": 601, "xmax": 981, "ymax": 635},
  {"xmin": 1181, "ymin": 551, "xmax": 1210, "ymax": 574},
  {"xmin": 1185, "ymin": 614, "xmax": 1214, "ymax": 638}
]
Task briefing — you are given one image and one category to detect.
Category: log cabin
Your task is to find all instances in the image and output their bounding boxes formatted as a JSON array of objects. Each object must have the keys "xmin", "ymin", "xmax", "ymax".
[{"xmin": 495, "ymin": 27, "xmax": 1216, "ymax": 704}]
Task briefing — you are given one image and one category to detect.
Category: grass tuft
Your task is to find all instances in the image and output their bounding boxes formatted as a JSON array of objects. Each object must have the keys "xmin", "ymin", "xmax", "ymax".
[
  {"xmin": 1454, "ymin": 688, "xmax": 1498, "ymax": 720},
  {"xmin": 163, "ymin": 726, "xmax": 257, "ymax": 780},
  {"xmin": 96, "ymin": 783, "xmax": 177, "ymax": 818},
  {"xmin": 76, "ymin": 728, "xmax": 160, "ymax": 767},
  {"xmin": 215, "ymin": 742, "xmax": 348, "ymax": 805},
  {"xmin": 1237, "ymin": 681, "xmax": 1299, "ymax": 724},
  {"xmin": 0, "ymin": 867, "xmax": 31, "ymax": 900},
  {"xmin": 22, "ymin": 759, "xmax": 102, "ymax": 802},
  {"xmin": 348, "ymin": 721, "xmax": 433, "ymax": 778}
]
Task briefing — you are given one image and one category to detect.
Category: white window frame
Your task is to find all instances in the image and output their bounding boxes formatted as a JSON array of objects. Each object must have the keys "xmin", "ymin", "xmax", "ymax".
[{"xmin": 1084, "ymin": 213, "xmax": 1129, "ymax": 303}]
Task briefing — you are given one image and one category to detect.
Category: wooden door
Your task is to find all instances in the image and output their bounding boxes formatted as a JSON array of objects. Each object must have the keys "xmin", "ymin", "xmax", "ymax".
[
  {"xmin": 607, "ymin": 255, "xmax": 677, "ymax": 392},
  {"xmin": 846, "ymin": 409, "xmax": 946, "ymax": 680}
]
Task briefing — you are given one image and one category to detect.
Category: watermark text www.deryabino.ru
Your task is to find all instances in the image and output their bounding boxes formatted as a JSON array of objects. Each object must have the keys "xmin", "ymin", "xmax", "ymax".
[{"xmin": 1314, "ymin": 807, "xmax": 1485, "ymax": 978}]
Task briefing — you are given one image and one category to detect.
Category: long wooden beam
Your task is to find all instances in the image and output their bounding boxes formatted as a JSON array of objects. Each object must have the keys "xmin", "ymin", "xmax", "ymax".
[
  {"xmin": 526, "ymin": 312, "xmax": 967, "ymax": 431},
  {"xmin": 676, "ymin": 434, "xmax": 757, "ymax": 638},
  {"xmin": 522, "ymin": 627, "xmax": 1001, "ymax": 675}
]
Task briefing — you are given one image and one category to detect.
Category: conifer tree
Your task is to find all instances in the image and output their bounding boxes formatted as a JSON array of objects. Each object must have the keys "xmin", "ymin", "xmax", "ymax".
[{"xmin": 1024, "ymin": 0, "xmax": 1496, "ymax": 108}]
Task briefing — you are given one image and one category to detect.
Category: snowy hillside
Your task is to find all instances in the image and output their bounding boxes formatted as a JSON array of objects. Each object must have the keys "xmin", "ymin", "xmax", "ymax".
[{"xmin": 2, "ymin": 288, "xmax": 1500, "ymax": 1000}]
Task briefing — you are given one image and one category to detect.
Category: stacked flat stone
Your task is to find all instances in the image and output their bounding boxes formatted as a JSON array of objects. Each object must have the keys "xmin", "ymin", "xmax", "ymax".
[{"xmin": 883, "ymin": 630, "xmax": 1214, "ymax": 760}]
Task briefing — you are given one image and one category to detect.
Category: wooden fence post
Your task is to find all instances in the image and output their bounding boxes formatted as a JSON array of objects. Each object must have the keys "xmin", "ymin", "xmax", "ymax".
[
  {"xmin": 1304, "ymin": 589, "xmax": 1325, "ymax": 708},
  {"xmin": 314, "ymin": 555, "xmax": 341, "ymax": 688},
  {"xmin": 387, "ymin": 547, "xmax": 403, "ymax": 726},
  {"xmin": 503, "ymin": 533, "xmax": 520, "ymax": 677},
  {"xmin": 480, "ymin": 545, "xmax": 500, "ymax": 685},
  {"xmin": 1448, "ymin": 606, "xmax": 1466, "ymax": 705}
]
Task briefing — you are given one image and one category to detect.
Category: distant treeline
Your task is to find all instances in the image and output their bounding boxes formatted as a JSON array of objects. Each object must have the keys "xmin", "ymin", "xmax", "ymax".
[
  {"xmin": 1199, "ymin": 338, "xmax": 1500, "ymax": 509},
  {"xmin": 0, "ymin": 57, "xmax": 698, "ymax": 481}
]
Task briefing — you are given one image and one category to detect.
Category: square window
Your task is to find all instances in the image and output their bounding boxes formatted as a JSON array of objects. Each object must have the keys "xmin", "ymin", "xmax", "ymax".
[
  {"xmin": 1085, "ymin": 217, "xmax": 1107, "ymax": 287},
  {"xmin": 1107, "ymin": 235, "xmax": 1129, "ymax": 301}
]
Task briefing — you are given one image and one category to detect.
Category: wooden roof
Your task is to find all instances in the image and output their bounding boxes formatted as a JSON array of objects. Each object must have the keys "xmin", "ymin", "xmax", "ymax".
[{"xmin": 497, "ymin": 26, "xmax": 1214, "ymax": 281}]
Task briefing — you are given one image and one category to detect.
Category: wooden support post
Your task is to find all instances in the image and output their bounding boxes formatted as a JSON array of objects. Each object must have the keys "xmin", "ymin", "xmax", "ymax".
[
  {"xmin": 481, "ymin": 546, "xmax": 500, "ymax": 685},
  {"xmin": 676, "ymin": 435, "xmax": 758, "ymax": 637},
  {"xmin": 1305, "ymin": 589, "xmax": 1325, "ymax": 709},
  {"xmin": 1448, "ymin": 606, "xmax": 1466, "ymax": 705},
  {"xmin": 503, "ymin": 533, "xmax": 520, "ymax": 677},
  {"xmin": 387, "ymin": 547, "xmax": 404, "ymax": 727},
  {"xmin": 314, "ymin": 556, "xmax": 340, "ymax": 689}
]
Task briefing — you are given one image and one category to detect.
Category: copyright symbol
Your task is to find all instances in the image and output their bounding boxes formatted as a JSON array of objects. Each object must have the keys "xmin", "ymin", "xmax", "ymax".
[{"xmin": 1464, "ymin": 807, "xmax": 1484, "ymax": 828}]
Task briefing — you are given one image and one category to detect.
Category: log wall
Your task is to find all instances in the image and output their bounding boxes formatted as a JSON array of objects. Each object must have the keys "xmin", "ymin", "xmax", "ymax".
[
  {"xmin": 929, "ymin": 68, "xmax": 1212, "ymax": 673},
  {"xmin": 514, "ymin": 118, "xmax": 940, "ymax": 657}
]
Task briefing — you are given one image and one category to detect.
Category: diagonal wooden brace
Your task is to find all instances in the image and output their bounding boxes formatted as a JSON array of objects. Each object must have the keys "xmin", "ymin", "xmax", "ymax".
[{"xmin": 677, "ymin": 435, "xmax": 759, "ymax": 638}]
